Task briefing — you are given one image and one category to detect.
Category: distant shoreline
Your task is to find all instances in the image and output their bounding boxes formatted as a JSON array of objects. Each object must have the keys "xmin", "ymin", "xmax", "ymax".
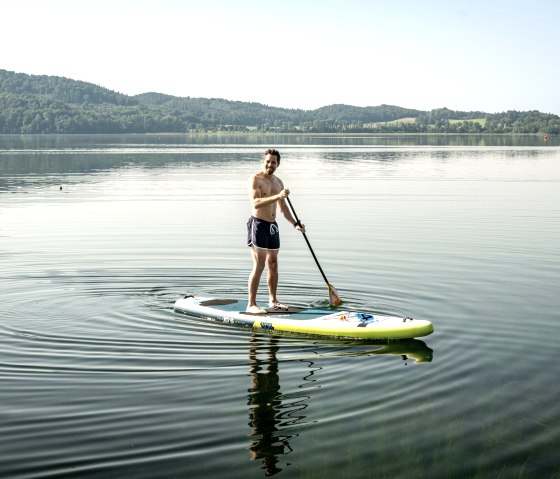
[{"xmin": 0, "ymin": 131, "xmax": 554, "ymax": 137}]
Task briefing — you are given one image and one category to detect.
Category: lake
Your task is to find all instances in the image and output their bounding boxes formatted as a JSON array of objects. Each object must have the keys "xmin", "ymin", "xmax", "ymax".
[{"xmin": 1, "ymin": 134, "xmax": 559, "ymax": 478}]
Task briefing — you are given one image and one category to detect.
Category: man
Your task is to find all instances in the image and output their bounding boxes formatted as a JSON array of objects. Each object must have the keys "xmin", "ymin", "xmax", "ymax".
[{"xmin": 246, "ymin": 149, "xmax": 305, "ymax": 314}]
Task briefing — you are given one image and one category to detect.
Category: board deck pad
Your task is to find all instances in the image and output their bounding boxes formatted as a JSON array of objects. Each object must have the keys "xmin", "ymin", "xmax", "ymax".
[
  {"xmin": 174, "ymin": 296, "xmax": 434, "ymax": 340},
  {"xmin": 243, "ymin": 306, "xmax": 307, "ymax": 315}
]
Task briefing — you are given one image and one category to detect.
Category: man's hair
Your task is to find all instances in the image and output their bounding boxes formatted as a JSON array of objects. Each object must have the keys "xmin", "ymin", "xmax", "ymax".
[{"xmin": 264, "ymin": 148, "xmax": 281, "ymax": 164}]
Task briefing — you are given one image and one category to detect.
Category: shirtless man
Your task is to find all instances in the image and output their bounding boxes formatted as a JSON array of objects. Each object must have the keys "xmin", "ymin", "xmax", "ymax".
[{"xmin": 246, "ymin": 149, "xmax": 305, "ymax": 313}]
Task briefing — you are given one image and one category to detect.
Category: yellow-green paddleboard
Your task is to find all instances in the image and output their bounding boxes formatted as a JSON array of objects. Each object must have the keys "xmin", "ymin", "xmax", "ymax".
[{"xmin": 174, "ymin": 296, "xmax": 434, "ymax": 340}]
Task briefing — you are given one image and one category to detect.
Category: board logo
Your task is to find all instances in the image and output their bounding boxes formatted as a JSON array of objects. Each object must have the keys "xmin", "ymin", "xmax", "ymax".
[{"xmin": 258, "ymin": 321, "xmax": 274, "ymax": 330}]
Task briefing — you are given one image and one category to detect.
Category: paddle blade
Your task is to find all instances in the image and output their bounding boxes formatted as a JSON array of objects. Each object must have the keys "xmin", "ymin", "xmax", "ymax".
[{"xmin": 328, "ymin": 283, "xmax": 343, "ymax": 307}]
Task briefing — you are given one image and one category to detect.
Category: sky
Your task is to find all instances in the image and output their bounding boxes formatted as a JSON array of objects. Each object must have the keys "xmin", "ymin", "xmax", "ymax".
[{"xmin": 3, "ymin": 0, "xmax": 560, "ymax": 114}]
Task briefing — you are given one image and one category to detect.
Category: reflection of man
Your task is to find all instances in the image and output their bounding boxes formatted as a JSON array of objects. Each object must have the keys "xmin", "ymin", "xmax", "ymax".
[
  {"xmin": 246, "ymin": 149, "xmax": 305, "ymax": 314},
  {"xmin": 247, "ymin": 335, "xmax": 290, "ymax": 476}
]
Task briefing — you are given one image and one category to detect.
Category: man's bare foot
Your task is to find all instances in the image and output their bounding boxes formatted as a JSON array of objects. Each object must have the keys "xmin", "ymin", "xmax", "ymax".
[
  {"xmin": 269, "ymin": 302, "xmax": 289, "ymax": 311},
  {"xmin": 246, "ymin": 305, "xmax": 267, "ymax": 314}
]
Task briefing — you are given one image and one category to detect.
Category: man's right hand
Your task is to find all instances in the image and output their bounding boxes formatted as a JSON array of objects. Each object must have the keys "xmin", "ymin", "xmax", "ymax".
[{"xmin": 278, "ymin": 188, "xmax": 290, "ymax": 199}]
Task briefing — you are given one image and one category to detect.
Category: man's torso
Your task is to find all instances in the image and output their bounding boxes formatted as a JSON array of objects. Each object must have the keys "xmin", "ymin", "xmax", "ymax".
[{"xmin": 252, "ymin": 173, "xmax": 283, "ymax": 222}]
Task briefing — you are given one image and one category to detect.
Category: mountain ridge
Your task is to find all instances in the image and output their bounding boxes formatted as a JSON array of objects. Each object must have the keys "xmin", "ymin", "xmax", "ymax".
[{"xmin": 1, "ymin": 69, "xmax": 558, "ymax": 134}]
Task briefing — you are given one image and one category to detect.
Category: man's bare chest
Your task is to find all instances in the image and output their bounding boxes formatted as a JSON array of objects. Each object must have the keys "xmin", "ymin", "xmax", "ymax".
[{"xmin": 258, "ymin": 178, "xmax": 282, "ymax": 196}]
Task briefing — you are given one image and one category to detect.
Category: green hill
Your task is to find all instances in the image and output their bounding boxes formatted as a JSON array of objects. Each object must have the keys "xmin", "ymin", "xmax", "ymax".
[
  {"xmin": 1, "ymin": 69, "xmax": 559, "ymax": 134},
  {"xmin": 0, "ymin": 69, "xmax": 136, "ymax": 106}
]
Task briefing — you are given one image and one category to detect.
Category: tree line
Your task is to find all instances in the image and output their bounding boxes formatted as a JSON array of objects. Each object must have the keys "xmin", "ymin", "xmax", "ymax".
[{"xmin": 1, "ymin": 69, "xmax": 559, "ymax": 135}]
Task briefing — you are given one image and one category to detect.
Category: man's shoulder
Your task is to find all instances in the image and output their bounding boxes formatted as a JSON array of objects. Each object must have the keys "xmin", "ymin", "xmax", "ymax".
[{"xmin": 250, "ymin": 171, "xmax": 263, "ymax": 184}]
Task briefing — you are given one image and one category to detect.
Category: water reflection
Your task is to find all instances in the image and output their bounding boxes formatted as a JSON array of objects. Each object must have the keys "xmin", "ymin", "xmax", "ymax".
[
  {"xmin": 2, "ymin": 133, "xmax": 555, "ymax": 194},
  {"xmin": 246, "ymin": 335, "xmax": 433, "ymax": 475},
  {"xmin": 247, "ymin": 335, "xmax": 298, "ymax": 476},
  {"xmin": 0, "ymin": 133, "xmax": 555, "ymax": 150},
  {"xmin": 345, "ymin": 339, "xmax": 434, "ymax": 364}
]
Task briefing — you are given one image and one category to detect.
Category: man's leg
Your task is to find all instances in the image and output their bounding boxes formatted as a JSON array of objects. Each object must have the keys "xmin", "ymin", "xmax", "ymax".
[
  {"xmin": 248, "ymin": 246, "xmax": 267, "ymax": 312},
  {"xmin": 266, "ymin": 249, "xmax": 280, "ymax": 306}
]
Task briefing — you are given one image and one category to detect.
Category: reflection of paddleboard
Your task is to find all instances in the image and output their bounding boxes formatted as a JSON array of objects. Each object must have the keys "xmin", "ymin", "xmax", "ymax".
[
  {"xmin": 316, "ymin": 339, "xmax": 434, "ymax": 363},
  {"xmin": 369, "ymin": 341, "xmax": 434, "ymax": 363},
  {"xmin": 174, "ymin": 296, "xmax": 434, "ymax": 340}
]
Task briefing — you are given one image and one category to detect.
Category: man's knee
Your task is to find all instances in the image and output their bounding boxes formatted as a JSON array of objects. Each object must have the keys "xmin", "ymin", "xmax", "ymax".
[{"xmin": 266, "ymin": 254, "xmax": 278, "ymax": 270}]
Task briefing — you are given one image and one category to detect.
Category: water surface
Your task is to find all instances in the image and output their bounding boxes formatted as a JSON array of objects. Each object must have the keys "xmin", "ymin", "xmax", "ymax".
[{"xmin": 1, "ymin": 134, "xmax": 559, "ymax": 478}]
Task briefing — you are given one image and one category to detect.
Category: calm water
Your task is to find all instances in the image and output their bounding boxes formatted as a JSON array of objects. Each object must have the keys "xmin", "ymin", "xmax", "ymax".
[{"xmin": 1, "ymin": 134, "xmax": 559, "ymax": 478}]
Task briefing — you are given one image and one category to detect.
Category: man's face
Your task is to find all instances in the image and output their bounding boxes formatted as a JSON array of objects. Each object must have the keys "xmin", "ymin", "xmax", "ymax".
[{"xmin": 263, "ymin": 153, "xmax": 279, "ymax": 175}]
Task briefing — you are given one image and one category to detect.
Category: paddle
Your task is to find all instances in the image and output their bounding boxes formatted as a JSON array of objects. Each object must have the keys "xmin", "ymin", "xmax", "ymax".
[{"xmin": 286, "ymin": 196, "xmax": 343, "ymax": 307}]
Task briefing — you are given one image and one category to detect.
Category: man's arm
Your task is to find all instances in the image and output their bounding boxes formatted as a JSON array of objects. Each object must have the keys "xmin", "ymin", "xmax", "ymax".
[{"xmin": 278, "ymin": 197, "xmax": 306, "ymax": 232}]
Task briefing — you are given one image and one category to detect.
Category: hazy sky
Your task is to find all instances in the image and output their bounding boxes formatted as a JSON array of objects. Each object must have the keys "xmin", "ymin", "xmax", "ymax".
[{"xmin": 3, "ymin": 0, "xmax": 559, "ymax": 114}]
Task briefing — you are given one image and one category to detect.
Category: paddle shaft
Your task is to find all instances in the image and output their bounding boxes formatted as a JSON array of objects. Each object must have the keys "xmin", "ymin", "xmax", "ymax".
[{"xmin": 286, "ymin": 196, "xmax": 331, "ymax": 286}]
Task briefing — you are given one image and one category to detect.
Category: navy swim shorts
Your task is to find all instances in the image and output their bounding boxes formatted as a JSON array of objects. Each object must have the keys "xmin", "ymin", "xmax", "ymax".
[{"xmin": 247, "ymin": 216, "xmax": 280, "ymax": 250}]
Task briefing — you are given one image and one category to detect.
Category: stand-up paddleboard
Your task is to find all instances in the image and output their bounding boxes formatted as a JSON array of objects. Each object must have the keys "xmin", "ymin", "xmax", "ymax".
[{"xmin": 174, "ymin": 296, "xmax": 434, "ymax": 340}]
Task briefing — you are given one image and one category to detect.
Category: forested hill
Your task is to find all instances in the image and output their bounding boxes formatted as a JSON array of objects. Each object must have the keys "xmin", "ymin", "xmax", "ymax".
[
  {"xmin": 1, "ymin": 69, "xmax": 559, "ymax": 134},
  {"xmin": 1, "ymin": 69, "xmax": 136, "ymax": 106}
]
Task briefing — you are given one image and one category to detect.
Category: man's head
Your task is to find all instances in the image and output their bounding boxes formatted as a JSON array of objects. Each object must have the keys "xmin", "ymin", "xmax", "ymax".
[
  {"xmin": 264, "ymin": 148, "xmax": 281, "ymax": 164},
  {"xmin": 262, "ymin": 148, "xmax": 281, "ymax": 175}
]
